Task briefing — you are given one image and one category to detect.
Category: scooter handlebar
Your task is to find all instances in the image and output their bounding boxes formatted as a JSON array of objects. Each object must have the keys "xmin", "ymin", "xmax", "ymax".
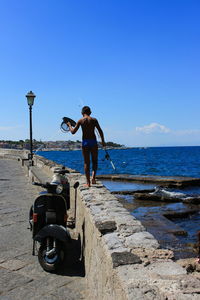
[
  {"xmin": 32, "ymin": 182, "xmax": 50, "ymax": 188},
  {"xmin": 54, "ymin": 169, "xmax": 70, "ymax": 175}
]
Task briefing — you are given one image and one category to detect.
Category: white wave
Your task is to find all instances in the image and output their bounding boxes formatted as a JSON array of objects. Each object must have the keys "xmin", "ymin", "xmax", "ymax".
[{"xmin": 150, "ymin": 187, "xmax": 186, "ymax": 198}]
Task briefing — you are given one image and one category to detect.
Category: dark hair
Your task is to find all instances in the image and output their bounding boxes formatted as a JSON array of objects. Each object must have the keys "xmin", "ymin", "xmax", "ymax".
[{"xmin": 81, "ymin": 106, "xmax": 91, "ymax": 115}]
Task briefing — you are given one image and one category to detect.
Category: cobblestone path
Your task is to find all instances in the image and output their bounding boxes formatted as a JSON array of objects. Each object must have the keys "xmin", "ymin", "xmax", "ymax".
[{"xmin": 0, "ymin": 159, "xmax": 86, "ymax": 300}]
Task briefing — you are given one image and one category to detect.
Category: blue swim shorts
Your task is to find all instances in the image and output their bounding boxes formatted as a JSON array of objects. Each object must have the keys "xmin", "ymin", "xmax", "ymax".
[{"xmin": 82, "ymin": 139, "xmax": 97, "ymax": 148}]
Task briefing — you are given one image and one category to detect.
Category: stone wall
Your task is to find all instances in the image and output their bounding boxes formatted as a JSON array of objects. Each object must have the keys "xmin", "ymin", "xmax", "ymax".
[
  {"xmin": 1, "ymin": 149, "xmax": 199, "ymax": 299},
  {"xmin": 68, "ymin": 173, "xmax": 197, "ymax": 300}
]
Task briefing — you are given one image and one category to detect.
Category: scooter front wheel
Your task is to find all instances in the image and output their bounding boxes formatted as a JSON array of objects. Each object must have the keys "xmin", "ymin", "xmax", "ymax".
[{"xmin": 38, "ymin": 239, "xmax": 65, "ymax": 272}]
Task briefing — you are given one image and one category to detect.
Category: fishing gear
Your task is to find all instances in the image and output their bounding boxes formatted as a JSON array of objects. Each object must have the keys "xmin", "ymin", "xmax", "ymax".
[
  {"xmin": 34, "ymin": 144, "xmax": 44, "ymax": 153},
  {"xmin": 94, "ymin": 128, "xmax": 116, "ymax": 171},
  {"xmin": 104, "ymin": 148, "xmax": 116, "ymax": 171},
  {"xmin": 60, "ymin": 117, "xmax": 76, "ymax": 133}
]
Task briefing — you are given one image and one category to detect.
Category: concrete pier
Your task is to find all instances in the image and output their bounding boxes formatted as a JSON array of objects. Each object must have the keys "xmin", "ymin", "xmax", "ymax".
[
  {"xmin": 0, "ymin": 158, "xmax": 86, "ymax": 300},
  {"xmin": 1, "ymin": 150, "xmax": 200, "ymax": 299}
]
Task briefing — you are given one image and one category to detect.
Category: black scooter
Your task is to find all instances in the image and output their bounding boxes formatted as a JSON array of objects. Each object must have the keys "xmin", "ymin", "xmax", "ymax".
[{"xmin": 29, "ymin": 167, "xmax": 79, "ymax": 272}]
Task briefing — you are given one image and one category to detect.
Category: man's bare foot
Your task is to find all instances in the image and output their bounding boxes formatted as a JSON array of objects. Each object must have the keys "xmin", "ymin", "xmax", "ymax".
[
  {"xmin": 92, "ymin": 178, "xmax": 96, "ymax": 184},
  {"xmin": 83, "ymin": 183, "xmax": 90, "ymax": 188}
]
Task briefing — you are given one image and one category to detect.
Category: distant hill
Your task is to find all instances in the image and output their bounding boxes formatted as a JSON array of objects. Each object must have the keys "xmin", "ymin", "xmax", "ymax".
[{"xmin": 0, "ymin": 139, "xmax": 125, "ymax": 150}]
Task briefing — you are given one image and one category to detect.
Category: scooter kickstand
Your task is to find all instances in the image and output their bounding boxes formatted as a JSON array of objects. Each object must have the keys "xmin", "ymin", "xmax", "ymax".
[{"xmin": 32, "ymin": 240, "xmax": 36, "ymax": 256}]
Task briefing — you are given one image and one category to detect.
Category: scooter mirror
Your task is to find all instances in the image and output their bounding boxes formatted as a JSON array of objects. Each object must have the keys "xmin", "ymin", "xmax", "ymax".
[{"xmin": 73, "ymin": 181, "xmax": 79, "ymax": 189}]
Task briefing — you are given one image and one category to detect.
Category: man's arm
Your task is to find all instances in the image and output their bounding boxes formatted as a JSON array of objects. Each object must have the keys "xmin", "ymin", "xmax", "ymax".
[
  {"xmin": 67, "ymin": 120, "xmax": 81, "ymax": 134},
  {"xmin": 95, "ymin": 120, "xmax": 106, "ymax": 147}
]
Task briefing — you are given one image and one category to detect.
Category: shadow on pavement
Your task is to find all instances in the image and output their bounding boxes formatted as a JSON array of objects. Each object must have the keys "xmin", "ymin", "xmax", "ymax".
[{"xmin": 57, "ymin": 237, "xmax": 85, "ymax": 277}]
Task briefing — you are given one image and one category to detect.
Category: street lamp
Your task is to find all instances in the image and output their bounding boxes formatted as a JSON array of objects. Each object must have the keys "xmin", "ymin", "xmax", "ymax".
[{"xmin": 26, "ymin": 91, "xmax": 36, "ymax": 165}]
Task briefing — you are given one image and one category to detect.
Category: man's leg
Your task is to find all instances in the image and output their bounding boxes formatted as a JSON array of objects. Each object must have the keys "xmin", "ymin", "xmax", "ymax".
[
  {"xmin": 91, "ymin": 145, "xmax": 98, "ymax": 184},
  {"xmin": 82, "ymin": 147, "xmax": 91, "ymax": 187}
]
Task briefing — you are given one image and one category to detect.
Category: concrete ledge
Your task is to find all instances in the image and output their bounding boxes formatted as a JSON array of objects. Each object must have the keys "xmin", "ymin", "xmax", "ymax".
[
  {"xmin": 0, "ymin": 149, "xmax": 29, "ymax": 161},
  {"xmin": 97, "ymin": 174, "xmax": 200, "ymax": 187},
  {"xmin": 30, "ymin": 166, "xmax": 50, "ymax": 183}
]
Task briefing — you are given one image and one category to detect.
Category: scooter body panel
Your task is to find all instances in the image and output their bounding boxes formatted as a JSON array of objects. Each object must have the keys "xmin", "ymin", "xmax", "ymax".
[{"xmin": 31, "ymin": 194, "xmax": 67, "ymax": 237}]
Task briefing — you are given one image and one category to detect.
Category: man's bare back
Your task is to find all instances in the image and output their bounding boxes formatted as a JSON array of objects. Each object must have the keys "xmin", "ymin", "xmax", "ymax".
[
  {"xmin": 79, "ymin": 116, "xmax": 98, "ymax": 140},
  {"xmin": 68, "ymin": 115, "xmax": 104, "ymax": 143}
]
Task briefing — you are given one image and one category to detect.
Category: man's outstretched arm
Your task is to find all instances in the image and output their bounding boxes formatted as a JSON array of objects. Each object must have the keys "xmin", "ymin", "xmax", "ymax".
[{"xmin": 67, "ymin": 120, "xmax": 81, "ymax": 134}]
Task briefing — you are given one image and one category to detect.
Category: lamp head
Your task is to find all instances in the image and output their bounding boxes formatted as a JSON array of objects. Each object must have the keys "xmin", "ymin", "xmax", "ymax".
[{"xmin": 26, "ymin": 91, "xmax": 36, "ymax": 106}]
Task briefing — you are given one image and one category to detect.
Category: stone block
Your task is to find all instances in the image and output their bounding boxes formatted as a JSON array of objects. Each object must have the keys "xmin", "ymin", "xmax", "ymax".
[
  {"xmin": 125, "ymin": 231, "xmax": 160, "ymax": 249},
  {"xmin": 95, "ymin": 220, "xmax": 117, "ymax": 234},
  {"xmin": 111, "ymin": 251, "xmax": 142, "ymax": 268},
  {"xmin": 103, "ymin": 232, "xmax": 125, "ymax": 250},
  {"xmin": 147, "ymin": 261, "xmax": 187, "ymax": 276},
  {"xmin": 118, "ymin": 223, "xmax": 145, "ymax": 236}
]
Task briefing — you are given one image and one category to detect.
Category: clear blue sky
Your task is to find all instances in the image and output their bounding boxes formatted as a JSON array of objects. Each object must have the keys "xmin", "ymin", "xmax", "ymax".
[{"xmin": 0, "ymin": 0, "xmax": 200, "ymax": 147}]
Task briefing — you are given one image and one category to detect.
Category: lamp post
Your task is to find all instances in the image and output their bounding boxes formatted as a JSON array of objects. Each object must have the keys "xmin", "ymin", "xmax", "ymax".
[{"xmin": 26, "ymin": 91, "xmax": 36, "ymax": 166}]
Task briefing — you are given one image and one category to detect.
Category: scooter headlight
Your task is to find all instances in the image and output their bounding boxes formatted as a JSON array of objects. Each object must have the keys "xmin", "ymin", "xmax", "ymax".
[{"xmin": 56, "ymin": 184, "xmax": 63, "ymax": 194}]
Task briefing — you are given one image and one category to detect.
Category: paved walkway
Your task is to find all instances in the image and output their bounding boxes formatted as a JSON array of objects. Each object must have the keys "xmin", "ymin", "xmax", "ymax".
[{"xmin": 0, "ymin": 159, "xmax": 86, "ymax": 300}]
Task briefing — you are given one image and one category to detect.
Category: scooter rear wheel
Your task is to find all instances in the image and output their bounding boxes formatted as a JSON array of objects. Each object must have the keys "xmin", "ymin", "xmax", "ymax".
[{"xmin": 38, "ymin": 239, "xmax": 65, "ymax": 272}]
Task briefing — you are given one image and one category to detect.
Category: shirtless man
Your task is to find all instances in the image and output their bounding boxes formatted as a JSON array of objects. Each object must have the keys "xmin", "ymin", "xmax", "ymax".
[{"xmin": 67, "ymin": 106, "xmax": 105, "ymax": 187}]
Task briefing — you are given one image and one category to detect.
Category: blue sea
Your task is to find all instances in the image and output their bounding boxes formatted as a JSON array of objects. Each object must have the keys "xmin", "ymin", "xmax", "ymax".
[
  {"xmin": 37, "ymin": 146, "xmax": 200, "ymax": 178},
  {"xmin": 37, "ymin": 146, "xmax": 200, "ymax": 257}
]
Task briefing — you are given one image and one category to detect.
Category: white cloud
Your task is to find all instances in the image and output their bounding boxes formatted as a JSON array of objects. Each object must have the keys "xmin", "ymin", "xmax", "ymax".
[
  {"xmin": 136, "ymin": 122, "xmax": 171, "ymax": 134},
  {"xmin": 103, "ymin": 124, "xmax": 200, "ymax": 147}
]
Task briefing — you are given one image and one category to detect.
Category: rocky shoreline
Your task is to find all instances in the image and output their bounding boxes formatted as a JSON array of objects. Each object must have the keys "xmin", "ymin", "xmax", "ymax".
[{"xmin": 102, "ymin": 175, "xmax": 200, "ymax": 264}]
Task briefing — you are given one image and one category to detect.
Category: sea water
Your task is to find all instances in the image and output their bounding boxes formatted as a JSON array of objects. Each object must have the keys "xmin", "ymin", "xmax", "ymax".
[
  {"xmin": 37, "ymin": 146, "xmax": 200, "ymax": 178},
  {"xmin": 37, "ymin": 146, "xmax": 200, "ymax": 258}
]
